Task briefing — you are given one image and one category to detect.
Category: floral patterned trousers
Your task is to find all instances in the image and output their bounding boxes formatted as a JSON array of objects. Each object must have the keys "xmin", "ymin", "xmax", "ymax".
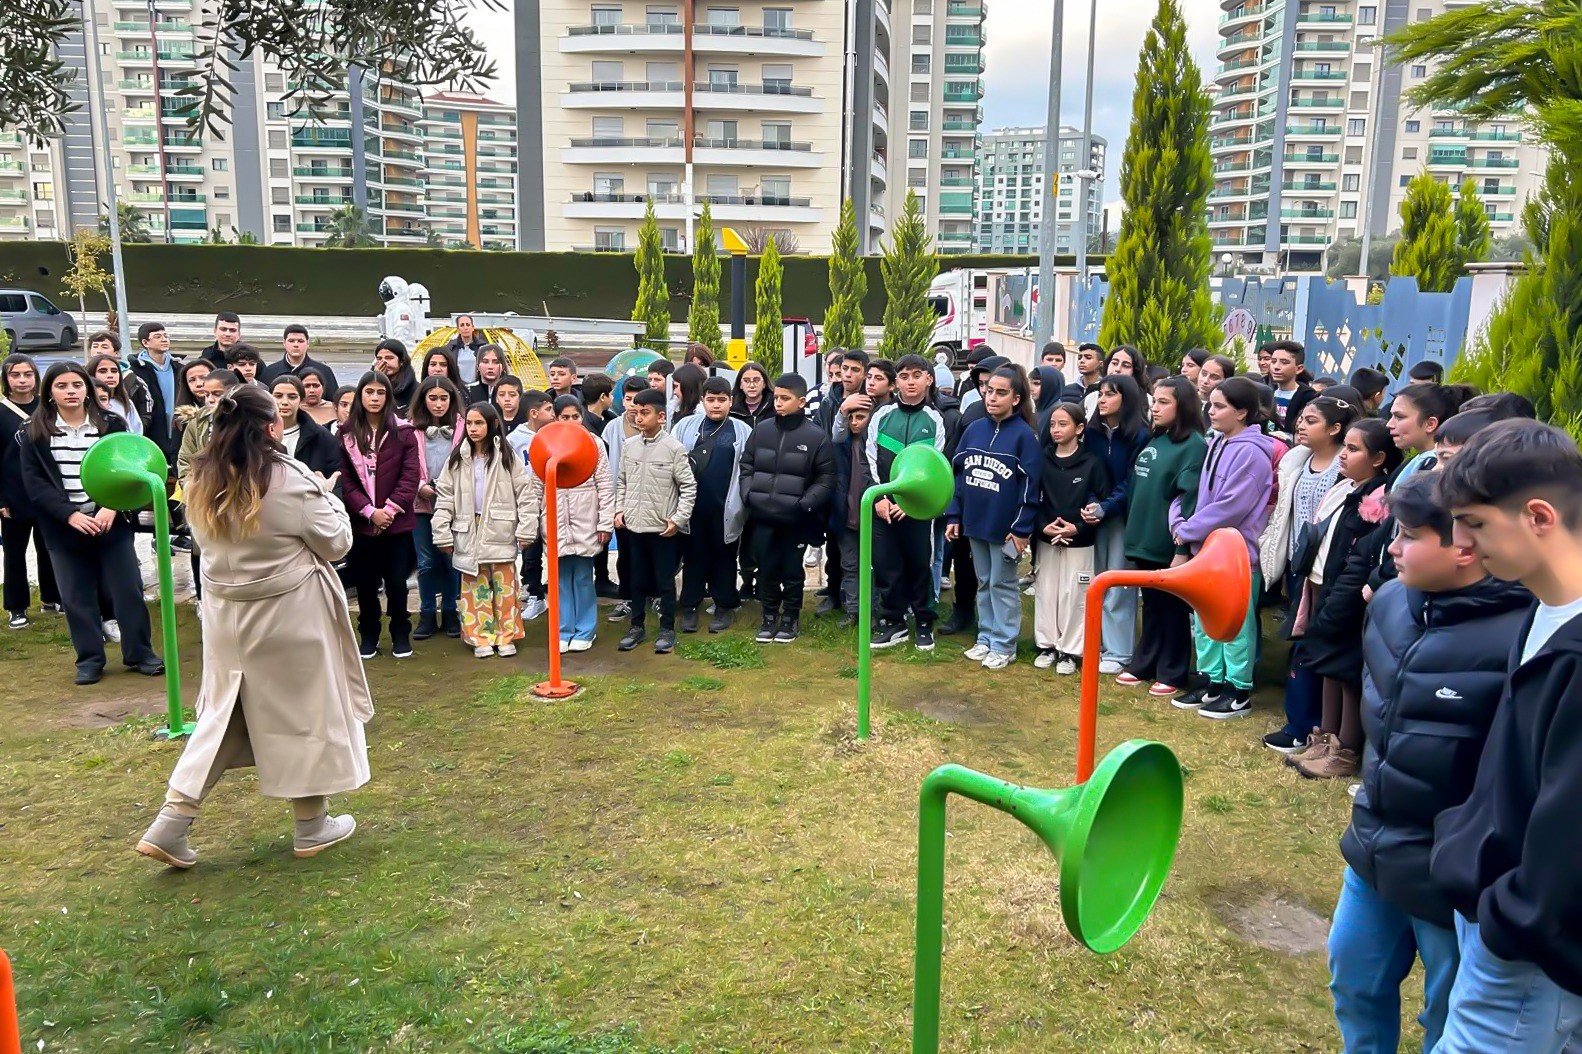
[{"xmin": 460, "ymin": 562, "xmax": 526, "ymax": 648}]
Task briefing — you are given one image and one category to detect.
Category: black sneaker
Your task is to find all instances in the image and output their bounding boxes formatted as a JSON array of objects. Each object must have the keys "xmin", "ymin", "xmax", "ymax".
[
  {"xmin": 391, "ymin": 629, "xmax": 413, "ymax": 659},
  {"xmin": 618, "ymin": 626, "xmax": 646, "ymax": 651},
  {"xmin": 654, "ymin": 630, "xmax": 676, "ymax": 654},
  {"xmin": 1171, "ymin": 681, "xmax": 1219, "ymax": 710},
  {"xmin": 871, "ymin": 620, "xmax": 909, "ymax": 649},
  {"xmin": 412, "ymin": 612, "xmax": 438, "ymax": 641},
  {"xmin": 441, "ymin": 611, "xmax": 462, "ymax": 638},
  {"xmin": 774, "ymin": 618, "xmax": 799, "ymax": 644},
  {"xmin": 914, "ymin": 625, "xmax": 936, "ymax": 652},
  {"xmin": 708, "ymin": 607, "xmax": 735, "ymax": 633},
  {"xmin": 607, "ymin": 601, "xmax": 631, "ymax": 623},
  {"xmin": 358, "ymin": 633, "xmax": 379, "ymax": 660},
  {"xmin": 755, "ymin": 617, "xmax": 777, "ymax": 644},
  {"xmin": 1200, "ymin": 688, "xmax": 1253, "ymax": 720},
  {"xmin": 938, "ymin": 611, "xmax": 974, "ymax": 636},
  {"xmin": 678, "ymin": 608, "xmax": 700, "ymax": 634},
  {"xmin": 595, "ymin": 581, "xmax": 622, "ymax": 599},
  {"xmin": 1262, "ymin": 729, "xmax": 1305, "ymax": 754}
]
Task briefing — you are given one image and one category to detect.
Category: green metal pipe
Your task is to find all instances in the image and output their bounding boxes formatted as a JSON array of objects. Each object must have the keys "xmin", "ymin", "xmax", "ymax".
[
  {"xmin": 856, "ymin": 480, "xmax": 901, "ymax": 740},
  {"xmin": 145, "ymin": 471, "xmax": 191, "ymax": 739}
]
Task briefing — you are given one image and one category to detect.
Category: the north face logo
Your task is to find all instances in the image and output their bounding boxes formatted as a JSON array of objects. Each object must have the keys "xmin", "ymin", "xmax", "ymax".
[{"xmin": 796, "ymin": 444, "xmax": 808, "ymax": 452}]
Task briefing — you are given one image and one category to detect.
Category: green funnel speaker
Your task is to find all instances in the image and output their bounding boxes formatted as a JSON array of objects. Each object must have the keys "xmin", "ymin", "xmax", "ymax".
[
  {"xmin": 79, "ymin": 433, "xmax": 190, "ymax": 739},
  {"xmin": 855, "ymin": 445, "xmax": 954, "ymax": 739},
  {"xmin": 911, "ymin": 740, "xmax": 1185, "ymax": 1053}
]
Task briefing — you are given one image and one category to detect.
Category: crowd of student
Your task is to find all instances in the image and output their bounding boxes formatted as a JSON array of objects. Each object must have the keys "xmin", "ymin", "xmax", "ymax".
[{"xmin": 4, "ymin": 309, "xmax": 1582, "ymax": 1051}]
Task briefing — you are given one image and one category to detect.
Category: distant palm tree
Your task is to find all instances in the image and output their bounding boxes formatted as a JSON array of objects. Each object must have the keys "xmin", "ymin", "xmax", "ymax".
[
  {"xmin": 99, "ymin": 202, "xmax": 153, "ymax": 243},
  {"xmin": 321, "ymin": 205, "xmax": 377, "ymax": 248}
]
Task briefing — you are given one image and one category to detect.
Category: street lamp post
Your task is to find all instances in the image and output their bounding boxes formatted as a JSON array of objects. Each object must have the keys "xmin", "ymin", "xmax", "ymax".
[
  {"xmin": 1033, "ymin": 0, "xmax": 1065, "ymax": 347},
  {"xmin": 84, "ymin": 0, "xmax": 132, "ymax": 336}
]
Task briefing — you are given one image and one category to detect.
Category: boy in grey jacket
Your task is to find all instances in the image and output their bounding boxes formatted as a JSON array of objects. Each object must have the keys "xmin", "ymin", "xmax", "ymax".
[
  {"xmin": 614, "ymin": 388, "xmax": 696, "ymax": 654},
  {"xmin": 671, "ymin": 377, "xmax": 752, "ymax": 633}
]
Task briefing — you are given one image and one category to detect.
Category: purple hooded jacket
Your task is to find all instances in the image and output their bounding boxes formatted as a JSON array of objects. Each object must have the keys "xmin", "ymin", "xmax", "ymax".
[{"xmin": 1169, "ymin": 427, "xmax": 1275, "ymax": 573}]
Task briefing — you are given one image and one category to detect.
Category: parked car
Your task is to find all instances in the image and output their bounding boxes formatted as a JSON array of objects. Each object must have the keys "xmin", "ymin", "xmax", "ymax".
[{"xmin": 0, "ymin": 289, "xmax": 78, "ymax": 351}]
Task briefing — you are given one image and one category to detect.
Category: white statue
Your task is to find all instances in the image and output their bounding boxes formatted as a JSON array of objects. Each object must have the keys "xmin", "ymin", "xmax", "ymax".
[
  {"xmin": 378, "ymin": 275, "xmax": 422, "ymax": 349},
  {"xmin": 406, "ymin": 282, "xmax": 432, "ymax": 337}
]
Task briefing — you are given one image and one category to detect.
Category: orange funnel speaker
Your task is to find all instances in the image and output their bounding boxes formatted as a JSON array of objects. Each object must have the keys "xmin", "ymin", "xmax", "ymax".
[
  {"xmin": 1075, "ymin": 527, "xmax": 1251, "ymax": 781},
  {"xmin": 528, "ymin": 422, "xmax": 601, "ymax": 699}
]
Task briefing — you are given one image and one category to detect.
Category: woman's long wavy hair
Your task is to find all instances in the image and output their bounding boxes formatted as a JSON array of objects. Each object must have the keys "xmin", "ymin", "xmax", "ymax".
[{"xmin": 185, "ymin": 383, "xmax": 284, "ymax": 543}]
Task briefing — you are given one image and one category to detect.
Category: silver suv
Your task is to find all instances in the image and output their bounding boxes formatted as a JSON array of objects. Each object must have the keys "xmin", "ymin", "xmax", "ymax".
[{"xmin": 0, "ymin": 289, "xmax": 78, "ymax": 351}]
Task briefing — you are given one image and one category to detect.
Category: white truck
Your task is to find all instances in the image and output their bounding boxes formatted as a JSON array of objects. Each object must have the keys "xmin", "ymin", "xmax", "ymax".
[{"xmin": 927, "ymin": 268, "xmax": 1034, "ymax": 363}]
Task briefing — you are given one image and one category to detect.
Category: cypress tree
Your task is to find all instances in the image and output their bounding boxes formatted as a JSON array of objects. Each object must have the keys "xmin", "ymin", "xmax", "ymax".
[
  {"xmin": 1098, "ymin": 0, "xmax": 1218, "ymax": 362},
  {"xmin": 825, "ymin": 198, "xmax": 867, "ymax": 351},
  {"xmin": 1456, "ymin": 179, "xmax": 1493, "ymax": 266},
  {"xmin": 633, "ymin": 200, "xmax": 671, "ymax": 352},
  {"xmin": 1391, "ymin": 172, "xmax": 1462, "ymax": 292},
  {"xmin": 879, "ymin": 190, "xmax": 936, "ymax": 358},
  {"xmin": 687, "ymin": 201, "xmax": 724, "ymax": 357},
  {"xmin": 752, "ymin": 236, "xmax": 784, "ymax": 367}
]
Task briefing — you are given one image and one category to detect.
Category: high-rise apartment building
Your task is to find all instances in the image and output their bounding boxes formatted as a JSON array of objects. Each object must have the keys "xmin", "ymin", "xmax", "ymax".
[
  {"xmin": 421, "ymin": 92, "xmax": 520, "ymax": 250},
  {"xmin": 973, "ymin": 126, "xmax": 1106, "ymax": 255},
  {"xmin": 1210, "ymin": 0, "xmax": 1546, "ymax": 271}
]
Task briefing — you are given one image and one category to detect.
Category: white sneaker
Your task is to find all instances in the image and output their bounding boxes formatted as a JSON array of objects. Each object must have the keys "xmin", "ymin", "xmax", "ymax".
[
  {"xmin": 474, "ymin": 645, "xmax": 495, "ymax": 659},
  {"xmin": 981, "ymin": 651, "xmax": 1015, "ymax": 670},
  {"xmin": 1097, "ymin": 659, "xmax": 1123, "ymax": 675},
  {"xmin": 497, "ymin": 643, "xmax": 517, "ymax": 657},
  {"xmin": 558, "ymin": 639, "xmax": 571, "ymax": 654},
  {"xmin": 1023, "ymin": 585, "xmax": 1035, "ymax": 596},
  {"xmin": 101, "ymin": 619, "xmax": 121, "ymax": 643},
  {"xmin": 522, "ymin": 596, "xmax": 548, "ymax": 621},
  {"xmin": 1034, "ymin": 649, "xmax": 1056, "ymax": 670},
  {"xmin": 803, "ymin": 545, "xmax": 823, "ymax": 568},
  {"xmin": 568, "ymin": 638, "xmax": 594, "ymax": 652},
  {"xmin": 963, "ymin": 643, "xmax": 991, "ymax": 662},
  {"xmin": 1055, "ymin": 657, "xmax": 1077, "ymax": 675}
]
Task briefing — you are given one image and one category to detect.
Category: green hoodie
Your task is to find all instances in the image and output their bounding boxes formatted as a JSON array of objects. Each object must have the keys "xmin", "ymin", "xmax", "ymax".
[{"xmin": 1123, "ymin": 431, "xmax": 1207, "ymax": 565}]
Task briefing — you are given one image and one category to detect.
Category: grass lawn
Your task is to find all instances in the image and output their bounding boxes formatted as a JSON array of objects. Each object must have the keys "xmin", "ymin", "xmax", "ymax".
[{"xmin": 0, "ymin": 598, "xmax": 1373, "ymax": 1053}]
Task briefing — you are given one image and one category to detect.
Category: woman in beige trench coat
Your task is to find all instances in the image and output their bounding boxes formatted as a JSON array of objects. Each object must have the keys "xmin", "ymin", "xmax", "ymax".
[{"xmin": 136, "ymin": 384, "xmax": 373, "ymax": 869}]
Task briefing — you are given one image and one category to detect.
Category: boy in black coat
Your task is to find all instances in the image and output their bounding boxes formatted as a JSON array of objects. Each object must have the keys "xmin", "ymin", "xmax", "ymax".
[
  {"xmin": 1427, "ymin": 420, "xmax": 1582, "ymax": 1054},
  {"xmin": 739, "ymin": 373, "xmax": 835, "ymax": 645}
]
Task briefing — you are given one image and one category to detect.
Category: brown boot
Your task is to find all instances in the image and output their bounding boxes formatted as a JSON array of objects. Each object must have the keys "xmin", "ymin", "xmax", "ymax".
[
  {"xmin": 1285, "ymin": 727, "xmax": 1330, "ymax": 768},
  {"xmin": 1296, "ymin": 739, "xmax": 1359, "ymax": 780}
]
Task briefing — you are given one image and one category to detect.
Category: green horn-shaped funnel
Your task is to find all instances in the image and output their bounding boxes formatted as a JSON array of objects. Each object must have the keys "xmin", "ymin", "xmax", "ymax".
[
  {"xmin": 80, "ymin": 433, "xmax": 190, "ymax": 739},
  {"xmin": 911, "ymin": 739, "xmax": 1185, "ymax": 1053},
  {"xmin": 856, "ymin": 444, "xmax": 954, "ymax": 739}
]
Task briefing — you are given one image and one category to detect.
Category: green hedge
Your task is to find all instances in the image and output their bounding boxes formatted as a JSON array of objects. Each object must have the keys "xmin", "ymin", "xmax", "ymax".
[{"xmin": 0, "ymin": 242, "xmax": 1071, "ymax": 325}]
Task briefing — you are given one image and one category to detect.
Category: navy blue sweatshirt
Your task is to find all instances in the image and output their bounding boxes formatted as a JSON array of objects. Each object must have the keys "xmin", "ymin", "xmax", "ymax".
[
  {"xmin": 1083, "ymin": 421, "xmax": 1149, "ymax": 521},
  {"xmin": 945, "ymin": 414, "xmax": 1041, "ymax": 542}
]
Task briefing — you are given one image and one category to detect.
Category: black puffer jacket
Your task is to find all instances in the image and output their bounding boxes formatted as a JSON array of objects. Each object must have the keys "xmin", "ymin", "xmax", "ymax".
[
  {"xmin": 739, "ymin": 409, "xmax": 835, "ymax": 540},
  {"xmin": 1292, "ymin": 475, "xmax": 1391, "ymax": 682},
  {"xmin": 1340, "ymin": 576, "xmax": 1533, "ymax": 929}
]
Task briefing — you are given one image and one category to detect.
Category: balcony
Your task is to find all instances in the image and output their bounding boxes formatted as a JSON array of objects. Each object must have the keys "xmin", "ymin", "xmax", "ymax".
[
  {"xmin": 1219, "ymin": 33, "xmax": 1262, "ymax": 58},
  {"xmin": 378, "ymin": 123, "xmax": 423, "ymax": 145},
  {"xmin": 944, "ymin": 30, "xmax": 985, "ymax": 49},
  {"xmin": 871, "ymin": 152, "xmax": 887, "ymax": 184},
  {"xmin": 1487, "ymin": 212, "xmax": 1515, "ymax": 222},
  {"xmin": 1211, "ymin": 230, "xmax": 1256, "ymax": 246},
  {"xmin": 691, "ymin": 81, "xmax": 819, "ymax": 113},
  {"xmin": 938, "ymin": 230, "xmax": 974, "ymax": 244},
  {"xmin": 943, "ymin": 86, "xmax": 984, "ymax": 103},
  {"xmin": 560, "ymin": 22, "xmax": 825, "ymax": 58},
  {"xmin": 296, "ymin": 195, "xmax": 355, "ymax": 207},
  {"xmin": 947, "ymin": 1, "xmax": 984, "ymax": 17},
  {"xmin": 1281, "ymin": 207, "xmax": 1334, "ymax": 218},
  {"xmin": 1469, "ymin": 131, "xmax": 1522, "ymax": 142},
  {"xmin": 114, "ymin": 19, "xmax": 191, "ymax": 33},
  {"xmin": 376, "ymin": 94, "xmax": 423, "ymax": 118},
  {"xmin": 564, "ymin": 191, "xmax": 822, "ymax": 224},
  {"xmin": 939, "ymin": 197, "xmax": 974, "ymax": 215},
  {"xmin": 1283, "ymin": 152, "xmax": 1339, "ymax": 165},
  {"xmin": 1482, "ymin": 186, "xmax": 1518, "ymax": 196},
  {"xmin": 1212, "ymin": 134, "xmax": 1256, "ymax": 150},
  {"xmin": 0, "ymin": 217, "xmax": 30, "ymax": 230},
  {"xmin": 1220, "ymin": 4, "xmax": 1267, "ymax": 27},
  {"xmin": 293, "ymin": 166, "xmax": 354, "ymax": 180},
  {"xmin": 296, "ymin": 223, "xmax": 332, "ymax": 234},
  {"xmin": 1467, "ymin": 156, "xmax": 1519, "ymax": 169},
  {"xmin": 292, "ymin": 131, "xmax": 352, "ymax": 150},
  {"xmin": 1429, "ymin": 127, "xmax": 1470, "ymax": 138},
  {"xmin": 127, "ymin": 192, "xmax": 206, "ymax": 204},
  {"xmin": 1427, "ymin": 151, "xmax": 1467, "ymax": 168},
  {"xmin": 0, "ymin": 189, "xmax": 29, "ymax": 203},
  {"xmin": 1293, "ymin": 40, "xmax": 1349, "ymax": 52},
  {"xmin": 1288, "ymin": 97, "xmax": 1344, "ymax": 110},
  {"xmin": 115, "ymin": 49, "xmax": 195, "ymax": 63},
  {"xmin": 1280, "ymin": 235, "xmax": 1329, "ymax": 247},
  {"xmin": 1296, "ymin": 10, "xmax": 1353, "ymax": 24},
  {"xmin": 1290, "ymin": 69, "xmax": 1346, "ymax": 83},
  {"xmin": 164, "ymin": 164, "xmax": 204, "ymax": 178},
  {"xmin": 1217, "ymin": 58, "xmax": 1260, "ymax": 74},
  {"xmin": 1282, "ymin": 180, "xmax": 1337, "ymax": 192},
  {"xmin": 1286, "ymin": 123, "xmax": 1341, "ymax": 137}
]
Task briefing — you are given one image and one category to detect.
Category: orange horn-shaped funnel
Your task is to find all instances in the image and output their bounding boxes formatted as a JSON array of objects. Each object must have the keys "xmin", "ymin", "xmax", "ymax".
[
  {"xmin": 1136, "ymin": 527, "xmax": 1251, "ymax": 643},
  {"xmin": 528, "ymin": 421, "xmax": 599, "ymax": 488}
]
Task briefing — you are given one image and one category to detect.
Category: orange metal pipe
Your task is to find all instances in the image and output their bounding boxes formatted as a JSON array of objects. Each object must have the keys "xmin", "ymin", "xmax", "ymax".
[
  {"xmin": 532, "ymin": 457, "xmax": 579, "ymax": 699},
  {"xmin": 0, "ymin": 948, "xmax": 19, "ymax": 1054}
]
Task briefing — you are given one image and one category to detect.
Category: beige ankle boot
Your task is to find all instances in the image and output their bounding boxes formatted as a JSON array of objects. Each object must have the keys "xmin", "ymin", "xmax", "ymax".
[
  {"xmin": 136, "ymin": 809, "xmax": 198, "ymax": 869},
  {"xmin": 293, "ymin": 811, "xmax": 356, "ymax": 858}
]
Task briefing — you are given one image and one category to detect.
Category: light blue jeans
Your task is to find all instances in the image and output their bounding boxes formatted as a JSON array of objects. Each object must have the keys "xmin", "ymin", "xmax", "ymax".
[
  {"xmin": 931, "ymin": 519, "xmax": 947, "ymax": 601},
  {"xmin": 557, "ymin": 555, "xmax": 597, "ymax": 644},
  {"xmin": 969, "ymin": 537, "xmax": 1023, "ymax": 657},
  {"xmin": 1329, "ymin": 866, "xmax": 1460, "ymax": 1053},
  {"xmin": 1430, "ymin": 915, "xmax": 1582, "ymax": 1054},
  {"xmin": 1093, "ymin": 519, "xmax": 1136, "ymax": 664},
  {"xmin": 1193, "ymin": 569, "xmax": 1262, "ymax": 690},
  {"xmin": 413, "ymin": 513, "xmax": 459, "ymax": 616}
]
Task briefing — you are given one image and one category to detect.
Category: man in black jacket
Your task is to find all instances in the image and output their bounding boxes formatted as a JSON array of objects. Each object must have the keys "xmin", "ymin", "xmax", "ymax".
[
  {"xmin": 260, "ymin": 323, "xmax": 332, "ymax": 385},
  {"xmin": 1061, "ymin": 343, "xmax": 1104, "ymax": 403},
  {"xmin": 126, "ymin": 321, "xmax": 184, "ymax": 465},
  {"xmin": 1427, "ymin": 421, "xmax": 1582, "ymax": 1053},
  {"xmin": 1327, "ymin": 474, "xmax": 1532, "ymax": 1054},
  {"xmin": 813, "ymin": 348, "xmax": 871, "ymax": 614},
  {"xmin": 198, "ymin": 311, "xmax": 242, "ymax": 367},
  {"xmin": 740, "ymin": 373, "xmax": 834, "ymax": 645}
]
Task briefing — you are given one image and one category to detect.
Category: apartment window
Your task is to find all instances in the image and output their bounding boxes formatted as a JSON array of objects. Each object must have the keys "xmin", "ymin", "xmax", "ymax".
[
  {"xmin": 706, "ymin": 174, "xmax": 739, "ymax": 196},
  {"xmin": 1340, "ymin": 202, "xmax": 1358, "ymax": 219},
  {"xmin": 215, "ymin": 213, "xmax": 231, "ymax": 228},
  {"xmin": 1483, "ymin": 178, "xmax": 1501, "ymax": 194},
  {"xmin": 913, "ymin": 0, "xmax": 932, "ymax": 11},
  {"xmin": 265, "ymin": 73, "xmax": 284, "ymax": 92},
  {"xmin": 1349, "ymin": 90, "xmax": 1368, "ymax": 109},
  {"xmin": 647, "ymin": 61, "xmax": 679, "ymax": 83},
  {"xmin": 763, "ymin": 8, "xmax": 792, "ymax": 32},
  {"xmin": 214, "ymin": 186, "xmax": 230, "ymax": 199},
  {"xmin": 761, "ymin": 176, "xmax": 791, "ymax": 204},
  {"xmin": 594, "ymin": 117, "xmax": 624, "ymax": 138},
  {"xmin": 647, "ymin": 6, "xmax": 679, "ymax": 26},
  {"xmin": 1399, "ymin": 175, "xmax": 1412, "ymax": 187},
  {"xmin": 909, "ymin": 111, "xmax": 929, "ymax": 131},
  {"xmin": 705, "ymin": 7, "xmax": 739, "ymax": 25},
  {"xmin": 1410, "ymin": 64, "xmax": 1426, "ymax": 78},
  {"xmin": 267, "ymin": 102, "xmax": 285, "ymax": 120},
  {"xmin": 648, "ymin": 174, "xmax": 678, "ymax": 198},
  {"xmin": 1434, "ymin": 120, "xmax": 1454, "ymax": 133},
  {"xmin": 1353, "ymin": 62, "xmax": 1371, "ymax": 82},
  {"xmin": 660, "ymin": 227, "xmax": 680, "ymax": 251},
  {"xmin": 1405, "ymin": 120, "xmax": 1420, "ymax": 133},
  {"xmin": 31, "ymin": 181, "xmax": 52, "ymax": 201},
  {"xmin": 593, "ymin": 172, "xmax": 625, "ymax": 196},
  {"xmin": 912, "ymin": 25, "xmax": 931, "ymax": 46},
  {"xmin": 911, "ymin": 54, "xmax": 931, "ymax": 74},
  {"xmin": 592, "ymin": 5, "xmax": 622, "ymax": 26},
  {"xmin": 269, "ymin": 158, "xmax": 287, "ymax": 178},
  {"xmin": 705, "ymin": 119, "xmax": 738, "ymax": 142},
  {"xmin": 273, "ymin": 215, "xmax": 291, "ymax": 233},
  {"xmin": 708, "ymin": 65, "xmax": 739, "ymax": 88},
  {"xmin": 762, "ymin": 121, "xmax": 791, "ymax": 146},
  {"xmin": 1347, "ymin": 118, "xmax": 1366, "ymax": 135},
  {"xmin": 591, "ymin": 60, "xmax": 624, "ymax": 82},
  {"xmin": 910, "ymin": 82, "xmax": 930, "ymax": 103},
  {"xmin": 211, "ymin": 158, "xmax": 229, "ymax": 171},
  {"xmin": 1345, "ymin": 145, "xmax": 1363, "ymax": 163},
  {"xmin": 647, "ymin": 119, "xmax": 679, "ymax": 140},
  {"xmin": 762, "ymin": 63, "xmax": 793, "ymax": 90},
  {"xmin": 1416, "ymin": 6, "xmax": 1431, "ymax": 19},
  {"xmin": 272, "ymin": 187, "xmax": 289, "ymax": 204},
  {"xmin": 268, "ymin": 129, "xmax": 287, "ymax": 150},
  {"xmin": 594, "ymin": 227, "xmax": 626, "ymax": 250},
  {"xmin": 1342, "ymin": 173, "xmax": 1360, "ymax": 191},
  {"xmin": 1358, "ymin": 5, "xmax": 1376, "ymax": 23}
]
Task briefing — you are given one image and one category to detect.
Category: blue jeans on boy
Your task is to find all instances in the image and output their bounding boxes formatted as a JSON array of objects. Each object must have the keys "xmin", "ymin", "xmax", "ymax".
[
  {"xmin": 1329, "ymin": 866, "xmax": 1459, "ymax": 1053},
  {"xmin": 413, "ymin": 513, "xmax": 459, "ymax": 616},
  {"xmin": 1282, "ymin": 570, "xmax": 1323, "ymax": 737},
  {"xmin": 558, "ymin": 555, "xmax": 597, "ymax": 644},
  {"xmin": 969, "ymin": 537, "xmax": 1022, "ymax": 657},
  {"xmin": 1431, "ymin": 915, "xmax": 1582, "ymax": 1054}
]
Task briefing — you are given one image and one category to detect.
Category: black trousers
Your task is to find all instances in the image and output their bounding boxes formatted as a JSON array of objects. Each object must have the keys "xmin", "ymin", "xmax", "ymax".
[
  {"xmin": 823, "ymin": 525, "xmax": 843, "ymax": 602},
  {"xmin": 946, "ymin": 534, "xmax": 978, "ymax": 619},
  {"xmin": 46, "ymin": 525, "xmax": 155, "ymax": 671},
  {"xmin": 873, "ymin": 515, "xmax": 936, "ymax": 627},
  {"xmin": 680, "ymin": 511, "xmax": 740, "ymax": 611},
  {"xmin": 614, "ymin": 527, "xmax": 633, "ymax": 601},
  {"xmin": 2, "ymin": 514, "xmax": 59, "ymax": 613},
  {"xmin": 521, "ymin": 539, "xmax": 546, "ymax": 599},
  {"xmin": 349, "ymin": 530, "xmax": 415, "ymax": 638},
  {"xmin": 624, "ymin": 531, "xmax": 678, "ymax": 631},
  {"xmin": 737, "ymin": 518, "xmax": 758, "ymax": 594},
  {"xmin": 755, "ymin": 524, "xmax": 807, "ymax": 619},
  {"xmin": 1128, "ymin": 559, "xmax": 1193, "ymax": 687},
  {"xmin": 595, "ymin": 535, "xmax": 614, "ymax": 589}
]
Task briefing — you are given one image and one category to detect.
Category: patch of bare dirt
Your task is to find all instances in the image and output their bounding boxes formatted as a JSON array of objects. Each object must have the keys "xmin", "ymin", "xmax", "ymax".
[
  {"xmin": 1212, "ymin": 888, "xmax": 1330, "ymax": 956},
  {"xmin": 57, "ymin": 689, "xmax": 167, "ymax": 729},
  {"xmin": 904, "ymin": 690, "xmax": 994, "ymax": 726}
]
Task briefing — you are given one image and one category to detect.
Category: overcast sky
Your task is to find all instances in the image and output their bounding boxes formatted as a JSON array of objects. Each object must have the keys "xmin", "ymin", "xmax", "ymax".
[{"xmin": 462, "ymin": 0, "xmax": 1224, "ymax": 212}]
